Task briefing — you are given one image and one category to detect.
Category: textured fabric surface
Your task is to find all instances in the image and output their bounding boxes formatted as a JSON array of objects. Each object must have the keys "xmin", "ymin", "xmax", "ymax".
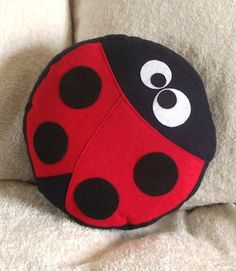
[
  {"xmin": 0, "ymin": 181, "xmax": 235, "ymax": 270},
  {"xmin": 0, "ymin": 0, "xmax": 72, "ymax": 181},
  {"xmin": 73, "ymin": 0, "xmax": 236, "ymax": 207}
]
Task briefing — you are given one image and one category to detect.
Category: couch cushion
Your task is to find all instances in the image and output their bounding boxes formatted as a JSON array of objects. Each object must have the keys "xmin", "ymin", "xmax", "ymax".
[
  {"xmin": 0, "ymin": 0, "xmax": 72, "ymax": 182},
  {"xmin": 0, "ymin": 181, "xmax": 235, "ymax": 269}
]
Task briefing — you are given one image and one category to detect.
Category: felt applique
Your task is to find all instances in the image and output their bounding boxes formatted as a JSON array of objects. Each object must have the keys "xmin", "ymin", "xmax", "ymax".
[{"xmin": 24, "ymin": 35, "xmax": 216, "ymax": 229}]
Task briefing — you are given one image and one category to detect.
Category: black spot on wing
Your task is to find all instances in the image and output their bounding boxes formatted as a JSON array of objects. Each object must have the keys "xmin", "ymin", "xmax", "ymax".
[
  {"xmin": 34, "ymin": 122, "xmax": 68, "ymax": 164},
  {"xmin": 59, "ymin": 67, "xmax": 101, "ymax": 109},
  {"xmin": 74, "ymin": 178, "xmax": 119, "ymax": 219},
  {"xmin": 134, "ymin": 153, "xmax": 178, "ymax": 196}
]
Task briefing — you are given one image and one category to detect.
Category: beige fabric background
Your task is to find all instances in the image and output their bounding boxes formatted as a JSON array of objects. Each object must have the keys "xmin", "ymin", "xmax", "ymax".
[
  {"xmin": 0, "ymin": 0, "xmax": 72, "ymax": 181},
  {"xmin": 0, "ymin": 1, "xmax": 235, "ymax": 270},
  {"xmin": 74, "ymin": 0, "xmax": 236, "ymax": 208},
  {"xmin": 0, "ymin": 181, "xmax": 235, "ymax": 270}
]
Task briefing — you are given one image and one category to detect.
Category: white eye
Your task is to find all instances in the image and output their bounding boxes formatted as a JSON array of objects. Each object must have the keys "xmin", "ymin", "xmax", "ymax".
[
  {"xmin": 140, "ymin": 60, "xmax": 172, "ymax": 89},
  {"xmin": 153, "ymin": 88, "xmax": 191, "ymax": 127}
]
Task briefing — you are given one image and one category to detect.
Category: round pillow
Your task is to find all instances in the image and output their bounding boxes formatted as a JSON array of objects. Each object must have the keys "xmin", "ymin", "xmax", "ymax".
[{"xmin": 24, "ymin": 35, "xmax": 216, "ymax": 229}]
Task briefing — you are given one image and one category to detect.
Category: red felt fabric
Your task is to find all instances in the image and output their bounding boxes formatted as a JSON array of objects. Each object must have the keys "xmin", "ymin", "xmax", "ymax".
[
  {"xmin": 26, "ymin": 43, "xmax": 120, "ymax": 177},
  {"xmin": 66, "ymin": 96, "xmax": 204, "ymax": 227}
]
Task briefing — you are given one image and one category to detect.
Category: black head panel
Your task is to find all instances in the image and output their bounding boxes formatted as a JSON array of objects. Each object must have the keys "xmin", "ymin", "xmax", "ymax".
[{"xmin": 101, "ymin": 35, "xmax": 216, "ymax": 161}]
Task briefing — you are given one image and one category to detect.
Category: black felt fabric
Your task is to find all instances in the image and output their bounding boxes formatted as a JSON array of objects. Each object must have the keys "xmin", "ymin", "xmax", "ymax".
[
  {"xmin": 101, "ymin": 35, "xmax": 216, "ymax": 161},
  {"xmin": 74, "ymin": 178, "xmax": 119, "ymax": 220},
  {"xmin": 59, "ymin": 66, "xmax": 101, "ymax": 109},
  {"xmin": 37, "ymin": 173, "xmax": 72, "ymax": 211},
  {"xmin": 151, "ymin": 73, "xmax": 166, "ymax": 88},
  {"xmin": 33, "ymin": 122, "xmax": 68, "ymax": 164},
  {"xmin": 157, "ymin": 90, "xmax": 177, "ymax": 109},
  {"xmin": 134, "ymin": 153, "xmax": 178, "ymax": 196}
]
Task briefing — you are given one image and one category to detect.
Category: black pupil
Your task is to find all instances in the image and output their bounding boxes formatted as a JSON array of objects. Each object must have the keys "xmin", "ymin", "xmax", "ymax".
[
  {"xmin": 157, "ymin": 90, "xmax": 177, "ymax": 109},
  {"xmin": 150, "ymin": 73, "xmax": 166, "ymax": 88}
]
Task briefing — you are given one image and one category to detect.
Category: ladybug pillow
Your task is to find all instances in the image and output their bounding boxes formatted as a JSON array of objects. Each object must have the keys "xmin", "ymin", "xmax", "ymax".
[{"xmin": 24, "ymin": 35, "xmax": 216, "ymax": 230}]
